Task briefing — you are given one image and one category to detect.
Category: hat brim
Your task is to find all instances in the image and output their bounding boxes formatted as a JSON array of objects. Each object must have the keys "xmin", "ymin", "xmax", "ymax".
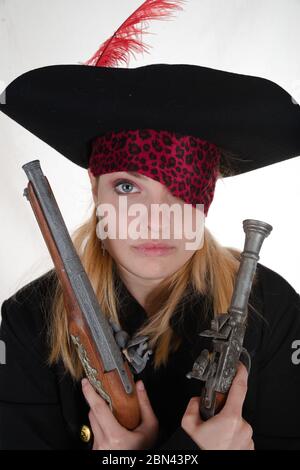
[{"xmin": 1, "ymin": 63, "xmax": 300, "ymax": 176}]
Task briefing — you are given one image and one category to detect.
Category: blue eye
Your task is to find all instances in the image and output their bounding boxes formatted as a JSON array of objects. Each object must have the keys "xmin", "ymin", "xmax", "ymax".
[{"xmin": 114, "ymin": 179, "xmax": 140, "ymax": 194}]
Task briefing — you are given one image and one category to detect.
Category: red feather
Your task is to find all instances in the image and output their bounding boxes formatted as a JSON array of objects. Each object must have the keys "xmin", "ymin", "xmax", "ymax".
[{"xmin": 84, "ymin": 0, "xmax": 186, "ymax": 67}]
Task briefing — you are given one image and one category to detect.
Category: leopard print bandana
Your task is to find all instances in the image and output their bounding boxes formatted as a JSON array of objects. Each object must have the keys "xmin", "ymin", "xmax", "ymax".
[{"xmin": 89, "ymin": 128, "xmax": 221, "ymax": 215}]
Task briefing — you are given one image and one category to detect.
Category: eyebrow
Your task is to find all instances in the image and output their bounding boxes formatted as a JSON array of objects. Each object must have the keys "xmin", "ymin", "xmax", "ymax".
[{"xmin": 126, "ymin": 171, "xmax": 148, "ymax": 180}]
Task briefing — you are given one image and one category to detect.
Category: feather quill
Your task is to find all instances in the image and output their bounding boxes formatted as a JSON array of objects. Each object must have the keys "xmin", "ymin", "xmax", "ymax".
[{"xmin": 84, "ymin": 0, "xmax": 186, "ymax": 67}]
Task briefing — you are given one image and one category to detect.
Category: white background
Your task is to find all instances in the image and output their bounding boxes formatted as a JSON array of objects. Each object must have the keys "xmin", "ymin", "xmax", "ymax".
[{"xmin": 0, "ymin": 0, "xmax": 300, "ymax": 307}]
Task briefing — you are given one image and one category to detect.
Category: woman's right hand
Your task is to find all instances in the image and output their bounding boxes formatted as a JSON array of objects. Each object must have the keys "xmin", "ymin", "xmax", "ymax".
[{"xmin": 181, "ymin": 363, "xmax": 254, "ymax": 450}]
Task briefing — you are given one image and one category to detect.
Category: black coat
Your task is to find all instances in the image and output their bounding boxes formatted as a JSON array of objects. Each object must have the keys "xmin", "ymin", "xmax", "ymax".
[{"xmin": 0, "ymin": 262, "xmax": 300, "ymax": 450}]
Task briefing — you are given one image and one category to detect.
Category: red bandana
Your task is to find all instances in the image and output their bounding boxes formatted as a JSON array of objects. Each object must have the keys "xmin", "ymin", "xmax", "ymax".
[{"xmin": 89, "ymin": 128, "xmax": 221, "ymax": 215}]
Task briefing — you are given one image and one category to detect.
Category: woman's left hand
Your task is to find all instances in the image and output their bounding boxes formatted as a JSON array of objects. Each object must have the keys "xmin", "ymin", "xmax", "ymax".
[{"xmin": 81, "ymin": 378, "xmax": 159, "ymax": 450}]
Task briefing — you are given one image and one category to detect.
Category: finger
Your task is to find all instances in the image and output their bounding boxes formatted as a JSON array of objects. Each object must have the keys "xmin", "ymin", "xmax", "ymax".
[
  {"xmin": 88, "ymin": 409, "xmax": 104, "ymax": 441},
  {"xmin": 81, "ymin": 378, "xmax": 107, "ymax": 409},
  {"xmin": 240, "ymin": 439, "xmax": 255, "ymax": 451},
  {"xmin": 221, "ymin": 362, "xmax": 248, "ymax": 417},
  {"xmin": 81, "ymin": 378, "xmax": 123, "ymax": 435},
  {"xmin": 181, "ymin": 396, "xmax": 203, "ymax": 433},
  {"xmin": 136, "ymin": 380, "xmax": 157, "ymax": 423},
  {"xmin": 134, "ymin": 381, "xmax": 157, "ymax": 429}
]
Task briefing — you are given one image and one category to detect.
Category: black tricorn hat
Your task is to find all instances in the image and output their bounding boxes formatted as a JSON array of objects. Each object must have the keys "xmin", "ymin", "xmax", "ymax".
[{"xmin": 1, "ymin": 62, "xmax": 300, "ymax": 176}]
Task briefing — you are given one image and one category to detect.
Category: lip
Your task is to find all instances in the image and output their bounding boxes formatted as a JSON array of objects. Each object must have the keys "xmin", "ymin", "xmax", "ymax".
[
  {"xmin": 132, "ymin": 243, "xmax": 175, "ymax": 257},
  {"xmin": 134, "ymin": 243, "xmax": 175, "ymax": 249}
]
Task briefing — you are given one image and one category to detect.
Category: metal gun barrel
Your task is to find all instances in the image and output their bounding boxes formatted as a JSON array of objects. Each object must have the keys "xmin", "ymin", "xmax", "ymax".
[
  {"xmin": 229, "ymin": 219, "xmax": 273, "ymax": 322},
  {"xmin": 22, "ymin": 160, "xmax": 132, "ymax": 394}
]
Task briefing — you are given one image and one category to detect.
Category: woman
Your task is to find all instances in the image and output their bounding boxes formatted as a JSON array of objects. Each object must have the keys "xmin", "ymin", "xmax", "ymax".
[{"xmin": 1, "ymin": 62, "xmax": 300, "ymax": 450}]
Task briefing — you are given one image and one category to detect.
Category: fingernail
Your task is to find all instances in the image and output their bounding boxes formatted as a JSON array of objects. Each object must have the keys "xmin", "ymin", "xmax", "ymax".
[
  {"xmin": 137, "ymin": 381, "xmax": 144, "ymax": 392},
  {"xmin": 81, "ymin": 378, "xmax": 88, "ymax": 388}
]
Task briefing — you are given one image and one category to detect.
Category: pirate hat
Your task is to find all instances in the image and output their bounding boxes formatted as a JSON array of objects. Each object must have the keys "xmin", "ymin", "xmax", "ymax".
[{"xmin": 0, "ymin": 62, "xmax": 300, "ymax": 177}]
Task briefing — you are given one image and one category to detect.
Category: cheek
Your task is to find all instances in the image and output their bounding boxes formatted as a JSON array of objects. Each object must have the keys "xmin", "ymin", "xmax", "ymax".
[
  {"xmin": 177, "ymin": 243, "xmax": 197, "ymax": 262},
  {"xmin": 97, "ymin": 187, "xmax": 115, "ymax": 204},
  {"xmin": 182, "ymin": 208, "xmax": 205, "ymax": 245},
  {"xmin": 105, "ymin": 238, "xmax": 128, "ymax": 255}
]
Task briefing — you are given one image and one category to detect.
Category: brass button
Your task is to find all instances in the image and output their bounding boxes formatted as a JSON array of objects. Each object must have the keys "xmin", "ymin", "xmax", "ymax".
[{"xmin": 80, "ymin": 424, "xmax": 91, "ymax": 443}]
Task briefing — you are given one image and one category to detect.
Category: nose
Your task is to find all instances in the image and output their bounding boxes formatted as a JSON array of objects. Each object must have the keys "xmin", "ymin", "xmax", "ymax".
[{"xmin": 144, "ymin": 186, "xmax": 175, "ymax": 235}]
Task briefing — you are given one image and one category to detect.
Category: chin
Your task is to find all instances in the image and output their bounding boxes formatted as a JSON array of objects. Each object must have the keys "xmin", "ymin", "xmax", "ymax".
[{"xmin": 131, "ymin": 262, "xmax": 176, "ymax": 280}]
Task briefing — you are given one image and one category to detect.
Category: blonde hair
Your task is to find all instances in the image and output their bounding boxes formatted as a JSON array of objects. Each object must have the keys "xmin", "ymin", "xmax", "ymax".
[{"xmin": 47, "ymin": 151, "xmax": 258, "ymax": 381}]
